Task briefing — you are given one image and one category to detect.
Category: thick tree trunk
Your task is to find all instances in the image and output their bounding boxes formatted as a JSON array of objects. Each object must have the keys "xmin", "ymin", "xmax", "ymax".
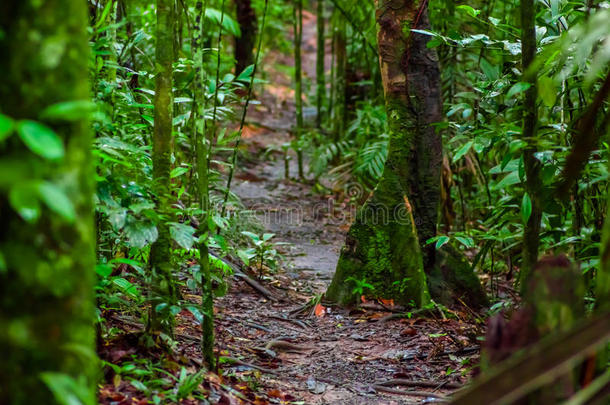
[
  {"xmin": 316, "ymin": 0, "xmax": 326, "ymax": 128},
  {"xmin": 234, "ymin": 0, "xmax": 257, "ymax": 74},
  {"xmin": 327, "ymin": 0, "xmax": 444, "ymax": 306},
  {"xmin": 327, "ymin": 0, "xmax": 486, "ymax": 308},
  {"xmin": 148, "ymin": 0, "xmax": 177, "ymax": 335},
  {"xmin": 0, "ymin": 0, "xmax": 96, "ymax": 403}
]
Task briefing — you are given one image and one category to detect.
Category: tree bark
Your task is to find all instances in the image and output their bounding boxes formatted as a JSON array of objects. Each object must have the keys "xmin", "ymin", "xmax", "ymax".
[
  {"xmin": 234, "ymin": 0, "xmax": 257, "ymax": 74},
  {"xmin": 332, "ymin": 12, "xmax": 346, "ymax": 141},
  {"xmin": 0, "ymin": 0, "xmax": 96, "ymax": 402},
  {"xmin": 316, "ymin": 0, "xmax": 326, "ymax": 128},
  {"xmin": 148, "ymin": 0, "xmax": 177, "ymax": 335},
  {"xmin": 520, "ymin": 0, "xmax": 543, "ymax": 292},
  {"xmin": 293, "ymin": 0, "xmax": 304, "ymax": 179},
  {"xmin": 327, "ymin": 0, "xmax": 444, "ymax": 306},
  {"xmin": 193, "ymin": 0, "xmax": 216, "ymax": 369}
]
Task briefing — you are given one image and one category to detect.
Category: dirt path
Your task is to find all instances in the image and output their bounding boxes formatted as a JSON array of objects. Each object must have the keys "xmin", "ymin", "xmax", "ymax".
[{"xmin": 185, "ymin": 11, "xmax": 480, "ymax": 405}]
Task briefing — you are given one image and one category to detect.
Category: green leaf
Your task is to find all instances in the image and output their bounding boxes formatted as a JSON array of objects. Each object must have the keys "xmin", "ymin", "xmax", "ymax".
[
  {"xmin": 40, "ymin": 100, "xmax": 96, "ymax": 121},
  {"xmin": 37, "ymin": 181, "xmax": 76, "ymax": 222},
  {"xmin": 456, "ymin": 5, "xmax": 481, "ymax": 17},
  {"xmin": 521, "ymin": 193, "xmax": 532, "ymax": 223},
  {"xmin": 9, "ymin": 183, "xmax": 41, "ymax": 223},
  {"xmin": 237, "ymin": 249, "xmax": 253, "ymax": 266},
  {"xmin": 436, "ymin": 236, "xmax": 450, "ymax": 249},
  {"xmin": 507, "ymin": 82, "xmax": 531, "ymax": 98},
  {"xmin": 95, "ymin": 264, "xmax": 113, "ymax": 278},
  {"xmin": 170, "ymin": 222, "xmax": 196, "ymax": 250},
  {"xmin": 237, "ymin": 64, "xmax": 255, "ymax": 82},
  {"xmin": 0, "ymin": 114, "xmax": 14, "ymax": 142},
  {"xmin": 41, "ymin": 372, "xmax": 94, "ymax": 405},
  {"xmin": 480, "ymin": 58, "xmax": 499, "ymax": 81},
  {"xmin": 538, "ymin": 76, "xmax": 557, "ymax": 107},
  {"xmin": 17, "ymin": 120, "xmax": 65, "ymax": 159},
  {"xmin": 113, "ymin": 277, "xmax": 141, "ymax": 299},
  {"xmin": 495, "ymin": 171, "xmax": 521, "ymax": 189},
  {"xmin": 0, "ymin": 251, "xmax": 6, "ymax": 274},
  {"xmin": 241, "ymin": 231, "xmax": 260, "ymax": 242},
  {"xmin": 452, "ymin": 141, "xmax": 473, "ymax": 163},
  {"xmin": 170, "ymin": 167, "xmax": 189, "ymax": 178},
  {"xmin": 124, "ymin": 221, "xmax": 158, "ymax": 248}
]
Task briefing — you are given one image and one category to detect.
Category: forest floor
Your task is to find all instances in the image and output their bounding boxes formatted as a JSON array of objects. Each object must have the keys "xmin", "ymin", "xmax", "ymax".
[{"xmin": 99, "ymin": 10, "xmax": 488, "ymax": 405}]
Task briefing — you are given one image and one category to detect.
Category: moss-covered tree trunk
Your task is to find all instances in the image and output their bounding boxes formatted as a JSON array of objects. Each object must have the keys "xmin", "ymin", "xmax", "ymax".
[
  {"xmin": 193, "ymin": 0, "xmax": 216, "ymax": 369},
  {"xmin": 0, "ymin": 0, "xmax": 96, "ymax": 403},
  {"xmin": 316, "ymin": 0, "xmax": 326, "ymax": 128},
  {"xmin": 234, "ymin": 0, "xmax": 257, "ymax": 74},
  {"xmin": 327, "ymin": 0, "xmax": 444, "ymax": 306},
  {"xmin": 148, "ymin": 0, "xmax": 177, "ymax": 335}
]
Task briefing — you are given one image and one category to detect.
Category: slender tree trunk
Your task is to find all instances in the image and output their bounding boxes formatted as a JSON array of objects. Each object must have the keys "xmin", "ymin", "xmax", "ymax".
[
  {"xmin": 148, "ymin": 0, "xmax": 177, "ymax": 335},
  {"xmin": 333, "ymin": 13, "xmax": 346, "ymax": 141},
  {"xmin": 293, "ymin": 0, "xmax": 304, "ymax": 179},
  {"xmin": 234, "ymin": 0, "xmax": 257, "ymax": 74},
  {"xmin": 193, "ymin": 0, "xmax": 216, "ymax": 369},
  {"xmin": 0, "ymin": 0, "xmax": 96, "ymax": 402},
  {"xmin": 520, "ymin": 0, "xmax": 543, "ymax": 292},
  {"xmin": 316, "ymin": 0, "xmax": 326, "ymax": 128}
]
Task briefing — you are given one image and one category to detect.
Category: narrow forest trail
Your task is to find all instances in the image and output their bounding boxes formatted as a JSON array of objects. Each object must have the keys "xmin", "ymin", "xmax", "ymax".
[{"xmin": 177, "ymin": 11, "xmax": 481, "ymax": 405}]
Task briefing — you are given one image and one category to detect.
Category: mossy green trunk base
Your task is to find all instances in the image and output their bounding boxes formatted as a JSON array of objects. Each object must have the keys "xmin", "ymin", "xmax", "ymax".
[
  {"xmin": 427, "ymin": 245, "xmax": 488, "ymax": 309},
  {"xmin": 326, "ymin": 174, "xmax": 430, "ymax": 306}
]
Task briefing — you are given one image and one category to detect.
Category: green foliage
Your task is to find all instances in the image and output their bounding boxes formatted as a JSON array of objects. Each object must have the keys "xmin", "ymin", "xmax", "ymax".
[{"xmin": 238, "ymin": 232, "xmax": 284, "ymax": 278}]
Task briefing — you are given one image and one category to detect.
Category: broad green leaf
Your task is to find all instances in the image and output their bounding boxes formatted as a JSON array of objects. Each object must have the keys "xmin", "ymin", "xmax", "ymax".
[
  {"xmin": 0, "ymin": 114, "xmax": 14, "ymax": 142},
  {"xmin": 436, "ymin": 236, "xmax": 450, "ymax": 249},
  {"xmin": 241, "ymin": 231, "xmax": 260, "ymax": 242},
  {"xmin": 538, "ymin": 76, "xmax": 557, "ymax": 107},
  {"xmin": 507, "ymin": 82, "xmax": 531, "ymax": 98},
  {"xmin": 522, "ymin": 193, "xmax": 532, "ymax": 223},
  {"xmin": 170, "ymin": 222, "xmax": 196, "ymax": 250},
  {"xmin": 170, "ymin": 167, "xmax": 189, "ymax": 178},
  {"xmin": 17, "ymin": 120, "xmax": 64, "ymax": 159},
  {"xmin": 40, "ymin": 100, "xmax": 96, "ymax": 121},
  {"xmin": 495, "ymin": 171, "xmax": 521, "ymax": 189},
  {"xmin": 453, "ymin": 141, "xmax": 473, "ymax": 163},
  {"xmin": 37, "ymin": 181, "xmax": 76, "ymax": 222},
  {"xmin": 9, "ymin": 183, "xmax": 40, "ymax": 223},
  {"xmin": 112, "ymin": 277, "xmax": 141, "ymax": 299},
  {"xmin": 237, "ymin": 64, "xmax": 255, "ymax": 82},
  {"xmin": 95, "ymin": 264, "xmax": 113, "ymax": 278},
  {"xmin": 124, "ymin": 221, "xmax": 158, "ymax": 248}
]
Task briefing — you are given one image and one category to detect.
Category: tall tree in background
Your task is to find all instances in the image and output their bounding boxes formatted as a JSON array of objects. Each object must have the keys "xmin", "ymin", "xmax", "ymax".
[
  {"xmin": 193, "ymin": 0, "xmax": 216, "ymax": 369},
  {"xmin": 327, "ymin": 0, "xmax": 443, "ymax": 305},
  {"xmin": 234, "ymin": 0, "xmax": 257, "ymax": 74},
  {"xmin": 293, "ymin": 0, "xmax": 305, "ymax": 179},
  {"xmin": 332, "ymin": 11, "xmax": 346, "ymax": 141},
  {"xmin": 148, "ymin": 0, "xmax": 177, "ymax": 335},
  {"xmin": 316, "ymin": 0, "xmax": 326, "ymax": 128},
  {"xmin": 519, "ymin": 0, "xmax": 543, "ymax": 291},
  {"xmin": 0, "ymin": 0, "xmax": 96, "ymax": 403}
]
